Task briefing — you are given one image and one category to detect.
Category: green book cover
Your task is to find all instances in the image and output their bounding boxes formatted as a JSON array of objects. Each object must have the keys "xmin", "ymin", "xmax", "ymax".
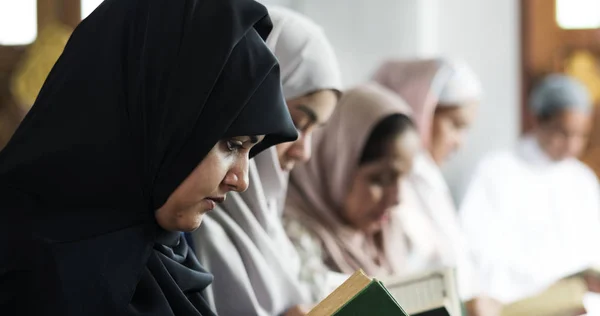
[
  {"xmin": 413, "ymin": 306, "xmax": 451, "ymax": 316},
  {"xmin": 333, "ymin": 280, "xmax": 409, "ymax": 316}
]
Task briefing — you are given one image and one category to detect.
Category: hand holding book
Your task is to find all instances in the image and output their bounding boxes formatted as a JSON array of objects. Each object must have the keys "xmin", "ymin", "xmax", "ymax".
[
  {"xmin": 308, "ymin": 269, "xmax": 460, "ymax": 315},
  {"xmin": 285, "ymin": 304, "xmax": 313, "ymax": 316},
  {"xmin": 582, "ymin": 269, "xmax": 600, "ymax": 293},
  {"xmin": 465, "ymin": 296, "xmax": 503, "ymax": 316},
  {"xmin": 308, "ymin": 270, "xmax": 409, "ymax": 316}
]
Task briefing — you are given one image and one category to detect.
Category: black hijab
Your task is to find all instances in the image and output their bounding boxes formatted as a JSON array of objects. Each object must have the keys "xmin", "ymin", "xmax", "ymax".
[{"xmin": 0, "ymin": 0, "xmax": 297, "ymax": 315}]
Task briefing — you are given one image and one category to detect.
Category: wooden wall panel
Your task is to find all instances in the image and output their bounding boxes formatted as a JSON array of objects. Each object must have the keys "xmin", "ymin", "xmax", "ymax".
[
  {"xmin": 521, "ymin": 0, "xmax": 600, "ymax": 177},
  {"xmin": 0, "ymin": 0, "xmax": 82, "ymax": 150}
]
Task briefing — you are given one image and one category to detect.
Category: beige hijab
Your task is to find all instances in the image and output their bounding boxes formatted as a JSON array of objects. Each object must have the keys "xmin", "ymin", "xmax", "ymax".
[
  {"xmin": 192, "ymin": 6, "xmax": 342, "ymax": 315},
  {"xmin": 285, "ymin": 83, "xmax": 412, "ymax": 276}
]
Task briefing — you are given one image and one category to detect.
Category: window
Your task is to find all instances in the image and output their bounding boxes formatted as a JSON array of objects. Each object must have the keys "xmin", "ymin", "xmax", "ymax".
[
  {"xmin": 81, "ymin": 0, "xmax": 104, "ymax": 20},
  {"xmin": 0, "ymin": 0, "xmax": 37, "ymax": 45},
  {"xmin": 556, "ymin": 0, "xmax": 600, "ymax": 30}
]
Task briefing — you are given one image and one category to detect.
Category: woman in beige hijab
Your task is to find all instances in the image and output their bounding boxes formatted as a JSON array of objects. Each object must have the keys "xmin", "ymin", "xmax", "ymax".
[
  {"xmin": 374, "ymin": 59, "xmax": 502, "ymax": 316},
  {"xmin": 284, "ymin": 83, "xmax": 421, "ymax": 291},
  {"xmin": 191, "ymin": 6, "xmax": 342, "ymax": 316}
]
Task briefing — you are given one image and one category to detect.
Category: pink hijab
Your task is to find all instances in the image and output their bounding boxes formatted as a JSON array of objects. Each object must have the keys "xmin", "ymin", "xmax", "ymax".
[
  {"xmin": 373, "ymin": 59, "xmax": 482, "ymax": 146},
  {"xmin": 285, "ymin": 83, "xmax": 413, "ymax": 276}
]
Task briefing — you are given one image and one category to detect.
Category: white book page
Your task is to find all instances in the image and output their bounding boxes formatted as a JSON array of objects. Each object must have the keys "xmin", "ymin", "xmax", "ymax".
[{"xmin": 383, "ymin": 272, "xmax": 447, "ymax": 314}]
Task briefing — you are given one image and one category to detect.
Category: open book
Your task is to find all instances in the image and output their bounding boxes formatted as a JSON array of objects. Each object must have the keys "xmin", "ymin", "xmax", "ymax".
[
  {"xmin": 308, "ymin": 270, "xmax": 409, "ymax": 316},
  {"xmin": 501, "ymin": 271, "xmax": 592, "ymax": 316},
  {"xmin": 571, "ymin": 266, "xmax": 600, "ymax": 280},
  {"xmin": 381, "ymin": 268, "xmax": 460, "ymax": 316}
]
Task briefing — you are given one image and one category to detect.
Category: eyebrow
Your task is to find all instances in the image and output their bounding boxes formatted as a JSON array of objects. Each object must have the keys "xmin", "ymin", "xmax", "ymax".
[{"xmin": 296, "ymin": 104, "xmax": 322, "ymax": 126}]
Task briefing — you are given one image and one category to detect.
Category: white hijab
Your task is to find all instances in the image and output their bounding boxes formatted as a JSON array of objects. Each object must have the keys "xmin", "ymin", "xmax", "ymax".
[{"xmin": 193, "ymin": 6, "xmax": 342, "ymax": 316}]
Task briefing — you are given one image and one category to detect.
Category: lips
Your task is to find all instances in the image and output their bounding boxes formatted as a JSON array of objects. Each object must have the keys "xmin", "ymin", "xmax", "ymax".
[
  {"xmin": 371, "ymin": 211, "xmax": 390, "ymax": 223},
  {"xmin": 207, "ymin": 196, "xmax": 225, "ymax": 204},
  {"xmin": 378, "ymin": 213, "xmax": 389, "ymax": 222},
  {"xmin": 204, "ymin": 196, "xmax": 225, "ymax": 211}
]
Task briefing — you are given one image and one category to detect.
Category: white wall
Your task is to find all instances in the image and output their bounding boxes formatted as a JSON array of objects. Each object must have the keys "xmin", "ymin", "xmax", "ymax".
[
  {"xmin": 437, "ymin": 0, "xmax": 521, "ymax": 203},
  {"xmin": 292, "ymin": 0, "xmax": 433, "ymax": 86},
  {"xmin": 291, "ymin": 0, "xmax": 521, "ymax": 204}
]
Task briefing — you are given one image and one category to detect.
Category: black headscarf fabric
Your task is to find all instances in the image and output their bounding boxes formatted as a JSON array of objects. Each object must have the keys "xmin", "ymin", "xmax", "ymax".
[{"xmin": 0, "ymin": 0, "xmax": 297, "ymax": 315}]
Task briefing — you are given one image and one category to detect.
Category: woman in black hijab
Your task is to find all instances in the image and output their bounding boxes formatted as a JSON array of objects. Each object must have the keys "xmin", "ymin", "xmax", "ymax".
[{"xmin": 0, "ymin": 0, "xmax": 297, "ymax": 315}]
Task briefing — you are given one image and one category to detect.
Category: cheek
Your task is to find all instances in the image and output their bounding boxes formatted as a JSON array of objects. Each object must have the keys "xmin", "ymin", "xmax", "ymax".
[
  {"xmin": 275, "ymin": 142, "xmax": 293, "ymax": 159},
  {"xmin": 191, "ymin": 154, "xmax": 231, "ymax": 196},
  {"xmin": 567, "ymin": 137, "xmax": 587, "ymax": 156},
  {"xmin": 431, "ymin": 122, "xmax": 451, "ymax": 148},
  {"xmin": 346, "ymin": 184, "xmax": 383, "ymax": 220}
]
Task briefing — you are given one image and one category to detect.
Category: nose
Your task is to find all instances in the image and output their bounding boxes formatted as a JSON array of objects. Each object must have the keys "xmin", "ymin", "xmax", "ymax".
[
  {"xmin": 287, "ymin": 132, "xmax": 312, "ymax": 163},
  {"xmin": 222, "ymin": 157, "xmax": 250, "ymax": 193},
  {"xmin": 453, "ymin": 131, "xmax": 467, "ymax": 151},
  {"xmin": 384, "ymin": 180, "xmax": 402, "ymax": 208}
]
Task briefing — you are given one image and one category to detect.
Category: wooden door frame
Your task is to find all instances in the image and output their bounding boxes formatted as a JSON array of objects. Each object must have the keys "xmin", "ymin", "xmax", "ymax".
[
  {"xmin": 520, "ymin": 0, "xmax": 600, "ymax": 132},
  {"xmin": 0, "ymin": 0, "xmax": 80, "ymax": 73}
]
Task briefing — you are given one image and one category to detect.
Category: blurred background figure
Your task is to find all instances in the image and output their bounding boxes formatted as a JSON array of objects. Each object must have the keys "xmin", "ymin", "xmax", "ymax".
[
  {"xmin": 460, "ymin": 74, "xmax": 600, "ymax": 307},
  {"xmin": 374, "ymin": 59, "xmax": 502, "ymax": 316}
]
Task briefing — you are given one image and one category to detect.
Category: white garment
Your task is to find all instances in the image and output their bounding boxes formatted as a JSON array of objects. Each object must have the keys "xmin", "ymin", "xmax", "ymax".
[
  {"xmin": 459, "ymin": 136, "xmax": 600, "ymax": 304},
  {"xmin": 399, "ymin": 151, "xmax": 478, "ymax": 300}
]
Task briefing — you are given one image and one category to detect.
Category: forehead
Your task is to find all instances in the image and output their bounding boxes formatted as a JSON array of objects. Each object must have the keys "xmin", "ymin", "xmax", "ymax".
[
  {"xmin": 387, "ymin": 130, "xmax": 421, "ymax": 158},
  {"xmin": 288, "ymin": 90, "xmax": 338, "ymax": 115},
  {"xmin": 359, "ymin": 131, "xmax": 421, "ymax": 172},
  {"xmin": 549, "ymin": 109, "xmax": 592, "ymax": 129},
  {"xmin": 437, "ymin": 102, "xmax": 478, "ymax": 119}
]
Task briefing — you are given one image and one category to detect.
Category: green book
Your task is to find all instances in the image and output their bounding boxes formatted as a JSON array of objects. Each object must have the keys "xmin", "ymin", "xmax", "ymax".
[
  {"xmin": 308, "ymin": 270, "xmax": 409, "ymax": 316},
  {"xmin": 413, "ymin": 306, "xmax": 452, "ymax": 316}
]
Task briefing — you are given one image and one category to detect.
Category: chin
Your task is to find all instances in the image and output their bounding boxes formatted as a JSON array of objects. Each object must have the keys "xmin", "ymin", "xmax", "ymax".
[
  {"xmin": 362, "ymin": 222, "xmax": 384, "ymax": 235},
  {"xmin": 177, "ymin": 216, "xmax": 204, "ymax": 233},
  {"xmin": 279, "ymin": 161, "xmax": 294, "ymax": 172}
]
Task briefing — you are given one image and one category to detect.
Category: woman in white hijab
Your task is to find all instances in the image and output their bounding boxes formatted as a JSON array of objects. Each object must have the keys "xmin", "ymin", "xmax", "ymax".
[
  {"xmin": 459, "ymin": 74, "xmax": 600, "ymax": 310},
  {"xmin": 191, "ymin": 6, "xmax": 342, "ymax": 316},
  {"xmin": 373, "ymin": 59, "xmax": 502, "ymax": 316}
]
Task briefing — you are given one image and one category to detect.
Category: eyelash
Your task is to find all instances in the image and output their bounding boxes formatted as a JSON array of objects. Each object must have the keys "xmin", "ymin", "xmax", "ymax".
[
  {"xmin": 225, "ymin": 139, "xmax": 244, "ymax": 152},
  {"xmin": 369, "ymin": 176, "xmax": 386, "ymax": 185},
  {"xmin": 293, "ymin": 116, "xmax": 312, "ymax": 132},
  {"xmin": 369, "ymin": 173, "xmax": 401, "ymax": 186}
]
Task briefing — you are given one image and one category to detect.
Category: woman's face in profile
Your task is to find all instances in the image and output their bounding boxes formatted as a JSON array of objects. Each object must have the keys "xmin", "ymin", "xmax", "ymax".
[
  {"xmin": 430, "ymin": 101, "xmax": 478, "ymax": 165},
  {"xmin": 156, "ymin": 135, "xmax": 264, "ymax": 232},
  {"xmin": 276, "ymin": 89, "xmax": 338, "ymax": 172},
  {"xmin": 342, "ymin": 129, "xmax": 420, "ymax": 234}
]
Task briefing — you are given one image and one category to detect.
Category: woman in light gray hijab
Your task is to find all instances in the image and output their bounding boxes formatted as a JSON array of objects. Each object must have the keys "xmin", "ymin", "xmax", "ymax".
[{"xmin": 192, "ymin": 6, "xmax": 342, "ymax": 316}]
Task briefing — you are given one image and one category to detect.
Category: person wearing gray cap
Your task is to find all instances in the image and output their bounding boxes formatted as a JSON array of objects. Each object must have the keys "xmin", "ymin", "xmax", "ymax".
[
  {"xmin": 458, "ymin": 74, "xmax": 600, "ymax": 311},
  {"xmin": 529, "ymin": 74, "xmax": 594, "ymax": 161}
]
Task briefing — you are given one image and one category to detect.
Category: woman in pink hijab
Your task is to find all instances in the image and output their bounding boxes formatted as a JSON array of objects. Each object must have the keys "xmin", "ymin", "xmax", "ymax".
[
  {"xmin": 374, "ymin": 59, "xmax": 502, "ymax": 316},
  {"xmin": 284, "ymin": 83, "xmax": 421, "ymax": 296}
]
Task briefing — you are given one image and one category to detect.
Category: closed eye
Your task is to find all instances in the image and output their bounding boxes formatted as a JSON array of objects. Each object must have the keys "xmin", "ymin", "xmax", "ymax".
[{"xmin": 226, "ymin": 139, "xmax": 244, "ymax": 152}]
